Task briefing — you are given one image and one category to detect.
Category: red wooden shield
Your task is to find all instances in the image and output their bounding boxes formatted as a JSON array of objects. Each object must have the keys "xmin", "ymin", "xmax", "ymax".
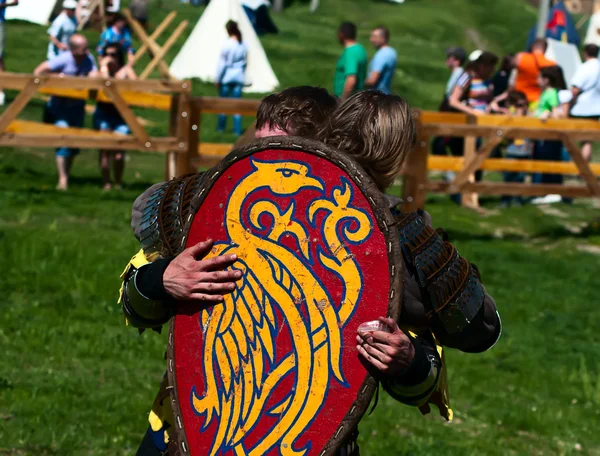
[{"xmin": 167, "ymin": 137, "xmax": 402, "ymax": 456}]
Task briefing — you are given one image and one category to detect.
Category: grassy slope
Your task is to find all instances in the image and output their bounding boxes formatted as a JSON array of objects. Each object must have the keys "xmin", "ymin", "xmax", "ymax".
[{"xmin": 2, "ymin": 0, "xmax": 600, "ymax": 455}]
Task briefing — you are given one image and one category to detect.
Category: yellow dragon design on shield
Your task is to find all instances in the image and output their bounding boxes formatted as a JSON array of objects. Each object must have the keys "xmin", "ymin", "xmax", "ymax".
[{"xmin": 192, "ymin": 159, "xmax": 372, "ymax": 456}]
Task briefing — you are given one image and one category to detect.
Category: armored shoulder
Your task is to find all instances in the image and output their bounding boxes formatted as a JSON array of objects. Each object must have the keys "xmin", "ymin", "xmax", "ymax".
[
  {"xmin": 393, "ymin": 209, "xmax": 486, "ymax": 336},
  {"xmin": 133, "ymin": 172, "xmax": 206, "ymax": 258}
]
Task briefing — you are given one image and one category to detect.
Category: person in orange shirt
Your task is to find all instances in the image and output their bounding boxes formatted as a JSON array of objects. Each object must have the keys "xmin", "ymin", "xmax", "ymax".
[{"xmin": 490, "ymin": 38, "xmax": 557, "ymax": 111}]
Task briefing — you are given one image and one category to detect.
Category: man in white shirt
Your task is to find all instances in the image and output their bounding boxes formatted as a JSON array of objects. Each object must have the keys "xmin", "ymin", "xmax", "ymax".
[
  {"xmin": 47, "ymin": 0, "xmax": 82, "ymax": 60},
  {"xmin": 570, "ymin": 44, "xmax": 600, "ymax": 161}
]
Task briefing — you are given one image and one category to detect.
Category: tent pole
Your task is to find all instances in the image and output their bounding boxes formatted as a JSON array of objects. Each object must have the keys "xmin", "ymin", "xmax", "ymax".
[{"xmin": 536, "ymin": 0, "xmax": 551, "ymax": 38}]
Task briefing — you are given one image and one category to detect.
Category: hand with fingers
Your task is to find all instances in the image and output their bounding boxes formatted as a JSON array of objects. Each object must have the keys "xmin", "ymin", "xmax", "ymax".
[
  {"xmin": 356, "ymin": 317, "xmax": 415, "ymax": 376},
  {"xmin": 163, "ymin": 239, "xmax": 242, "ymax": 302}
]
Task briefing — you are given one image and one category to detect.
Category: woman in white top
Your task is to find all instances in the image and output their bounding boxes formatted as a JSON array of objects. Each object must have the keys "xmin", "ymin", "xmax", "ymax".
[{"xmin": 215, "ymin": 20, "xmax": 248, "ymax": 136}]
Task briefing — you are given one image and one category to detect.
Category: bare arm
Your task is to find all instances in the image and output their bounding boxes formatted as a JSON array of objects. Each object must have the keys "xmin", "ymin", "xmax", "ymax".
[
  {"xmin": 365, "ymin": 71, "xmax": 381, "ymax": 88},
  {"xmin": 569, "ymin": 86, "xmax": 582, "ymax": 111},
  {"xmin": 448, "ymin": 84, "xmax": 481, "ymax": 116},
  {"xmin": 48, "ymin": 34, "xmax": 68, "ymax": 51},
  {"xmin": 116, "ymin": 65, "xmax": 137, "ymax": 80},
  {"xmin": 0, "ymin": 1, "xmax": 19, "ymax": 8},
  {"xmin": 341, "ymin": 74, "xmax": 357, "ymax": 100},
  {"xmin": 33, "ymin": 61, "xmax": 52, "ymax": 76},
  {"xmin": 76, "ymin": 0, "xmax": 84, "ymax": 23}
]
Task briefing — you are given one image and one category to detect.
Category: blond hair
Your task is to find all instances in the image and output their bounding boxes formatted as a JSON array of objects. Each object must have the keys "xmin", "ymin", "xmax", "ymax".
[{"xmin": 320, "ymin": 90, "xmax": 416, "ymax": 190}]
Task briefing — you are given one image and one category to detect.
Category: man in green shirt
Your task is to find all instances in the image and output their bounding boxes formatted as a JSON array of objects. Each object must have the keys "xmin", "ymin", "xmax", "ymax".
[{"xmin": 333, "ymin": 22, "xmax": 367, "ymax": 100}]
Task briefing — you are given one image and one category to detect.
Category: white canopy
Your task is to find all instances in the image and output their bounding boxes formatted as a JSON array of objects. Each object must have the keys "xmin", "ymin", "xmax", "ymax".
[
  {"xmin": 546, "ymin": 38, "xmax": 582, "ymax": 88},
  {"xmin": 170, "ymin": 0, "xmax": 279, "ymax": 93},
  {"xmin": 239, "ymin": 0, "xmax": 270, "ymax": 10},
  {"xmin": 5, "ymin": 0, "xmax": 60, "ymax": 25},
  {"xmin": 584, "ymin": 12, "xmax": 600, "ymax": 46}
]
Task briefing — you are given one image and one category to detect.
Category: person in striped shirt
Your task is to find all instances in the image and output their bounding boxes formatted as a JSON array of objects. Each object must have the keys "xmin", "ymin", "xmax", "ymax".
[{"xmin": 448, "ymin": 50, "xmax": 498, "ymax": 116}]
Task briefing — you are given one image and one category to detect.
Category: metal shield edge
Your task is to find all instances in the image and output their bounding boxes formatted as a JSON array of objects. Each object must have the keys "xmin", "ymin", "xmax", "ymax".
[{"xmin": 166, "ymin": 136, "xmax": 403, "ymax": 456}]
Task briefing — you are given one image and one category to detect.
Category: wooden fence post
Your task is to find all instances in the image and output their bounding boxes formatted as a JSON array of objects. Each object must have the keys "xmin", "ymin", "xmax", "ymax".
[
  {"xmin": 165, "ymin": 94, "xmax": 180, "ymax": 180},
  {"xmin": 402, "ymin": 111, "xmax": 428, "ymax": 212},
  {"xmin": 461, "ymin": 136, "xmax": 479, "ymax": 208},
  {"xmin": 186, "ymin": 98, "xmax": 201, "ymax": 173}
]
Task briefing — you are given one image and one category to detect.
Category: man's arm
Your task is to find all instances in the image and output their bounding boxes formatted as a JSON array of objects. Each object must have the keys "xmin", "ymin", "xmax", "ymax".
[
  {"xmin": 0, "ymin": 1, "xmax": 19, "ymax": 8},
  {"xmin": 365, "ymin": 51, "xmax": 385, "ymax": 88},
  {"xmin": 569, "ymin": 86, "xmax": 582, "ymax": 111},
  {"xmin": 120, "ymin": 240, "xmax": 242, "ymax": 330},
  {"xmin": 33, "ymin": 61, "xmax": 52, "ymax": 76},
  {"xmin": 365, "ymin": 71, "xmax": 381, "ymax": 88},
  {"xmin": 49, "ymin": 34, "xmax": 67, "ymax": 51},
  {"xmin": 341, "ymin": 74, "xmax": 357, "ymax": 100},
  {"xmin": 47, "ymin": 18, "xmax": 68, "ymax": 52},
  {"xmin": 357, "ymin": 317, "xmax": 443, "ymax": 408},
  {"xmin": 397, "ymin": 210, "xmax": 501, "ymax": 353}
]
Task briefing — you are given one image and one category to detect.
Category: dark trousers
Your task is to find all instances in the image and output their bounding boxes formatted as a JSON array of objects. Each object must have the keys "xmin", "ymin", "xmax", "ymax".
[
  {"xmin": 533, "ymin": 140, "xmax": 564, "ymax": 185},
  {"xmin": 136, "ymin": 427, "xmax": 165, "ymax": 456},
  {"xmin": 501, "ymin": 155, "xmax": 528, "ymax": 205},
  {"xmin": 432, "ymin": 136, "xmax": 464, "ymax": 157}
]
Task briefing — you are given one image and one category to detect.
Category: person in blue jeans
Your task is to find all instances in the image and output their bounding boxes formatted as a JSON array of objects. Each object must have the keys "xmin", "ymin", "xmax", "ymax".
[
  {"xmin": 501, "ymin": 92, "xmax": 532, "ymax": 207},
  {"xmin": 365, "ymin": 26, "xmax": 397, "ymax": 94},
  {"xmin": 94, "ymin": 43, "xmax": 137, "ymax": 190},
  {"xmin": 215, "ymin": 20, "xmax": 247, "ymax": 136},
  {"xmin": 34, "ymin": 34, "xmax": 98, "ymax": 190}
]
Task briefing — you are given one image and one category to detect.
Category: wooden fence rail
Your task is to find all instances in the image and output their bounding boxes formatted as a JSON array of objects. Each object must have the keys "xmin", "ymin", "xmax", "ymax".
[
  {"xmin": 1, "ymin": 73, "xmax": 599, "ymax": 213},
  {"xmin": 0, "ymin": 74, "xmax": 193, "ymax": 178},
  {"xmin": 403, "ymin": 111, "xmax": 600, "ymax": 211}
]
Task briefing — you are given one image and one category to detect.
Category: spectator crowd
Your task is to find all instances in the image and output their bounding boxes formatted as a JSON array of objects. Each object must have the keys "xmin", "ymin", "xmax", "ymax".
[
  {"xmin": 0, "ymin": 1, "xmax": 598, "ymax": 203},
  {"xmin": 434, "ymin": 38, "xmax": 600, "ymax": 206},
  {"xmin": 32, "ymin": 1, "xmax": 137, "ymax": 191}
]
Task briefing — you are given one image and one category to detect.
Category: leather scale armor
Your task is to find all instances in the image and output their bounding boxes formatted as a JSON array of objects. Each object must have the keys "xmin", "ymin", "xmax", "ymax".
[
  {"xmin": 138, "ymin": 173, "xmax": 207, "ymax": 259},
  {"xmin": 391, "ymin": 208, "xmax": 485, "ymax": 335}
]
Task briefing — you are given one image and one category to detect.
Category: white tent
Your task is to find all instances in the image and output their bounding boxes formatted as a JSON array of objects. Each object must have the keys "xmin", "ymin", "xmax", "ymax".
[
  {"xmin": 546, "ymin": 38, "xmax": 582, "ymax": 88},
  {"xmin": 584, "ymin": 11, "xmax": 600, "ymax": 46},
  {"xmin": 5, "ymin": 0, "xmax": 61, "ymax": 25},
  {"xmin": 170, "ymin": 0, "xmax": 279, "ymax": 93}
]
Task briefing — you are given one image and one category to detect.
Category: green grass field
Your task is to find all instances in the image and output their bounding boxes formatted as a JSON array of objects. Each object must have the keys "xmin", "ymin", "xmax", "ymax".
[{"xmin": 2, "ymin": 0, "xmax": 600, "ymax": 455}]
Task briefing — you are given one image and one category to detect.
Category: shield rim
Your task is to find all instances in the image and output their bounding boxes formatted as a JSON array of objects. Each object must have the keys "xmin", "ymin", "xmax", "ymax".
[{"xmin": 166, "ymin": 136, "xmax": 403, "ymax": 456}]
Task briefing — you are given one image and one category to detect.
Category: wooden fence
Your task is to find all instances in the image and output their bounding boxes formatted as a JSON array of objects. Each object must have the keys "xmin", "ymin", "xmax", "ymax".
[
  {"xmin": 2, "ymin": 73, "xmax": 599, "ymax": 212},
  {"xmin": 403, "ymin": 111, "xmax": 600, "ymax": 211},
  {"xmin": 0, "ymin": 73, "xmax": 194, "ymax": 179}
]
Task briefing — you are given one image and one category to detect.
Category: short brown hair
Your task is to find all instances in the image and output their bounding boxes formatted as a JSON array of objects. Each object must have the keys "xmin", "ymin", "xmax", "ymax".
[
  {"xmin": 374, "ymin": 26, "xmax": 390, "ymax": 43},
  {"xmin": 319, "ymin": 90, "xmax": 416, "ymax": 190},
  {"xmin": 531, "ymin": 38, "xmax": 548, "ymax": 53},
  {"xmin": 256, "ymin": 86, "xmax": 339, "ymax": 139},
  {"xmin": 507, "ymin": 90, "xmax": 528, "ymax": 108},
  {"xmin": 584, "ymin": 43, "xmax": 599, "ymax": 58}
]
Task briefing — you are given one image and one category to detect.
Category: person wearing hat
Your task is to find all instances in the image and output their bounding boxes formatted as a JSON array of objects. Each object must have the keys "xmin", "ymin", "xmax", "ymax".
[{"xmin": 47, "ymin": 0, "xmax": 82, "ymax": 60}]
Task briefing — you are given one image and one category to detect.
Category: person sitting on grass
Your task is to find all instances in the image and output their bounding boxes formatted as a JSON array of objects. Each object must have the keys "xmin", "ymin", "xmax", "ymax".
[
  {"xmin": 34, "ymin": 34, "xmax": 98, "ymax": 191},
  {"xmin": 500, "ymin": 91, "xmax": 533, "ymax": 208},
  {"xmin": 94, "ymin": 43, "xmax": 136, "ymax": 191}
]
